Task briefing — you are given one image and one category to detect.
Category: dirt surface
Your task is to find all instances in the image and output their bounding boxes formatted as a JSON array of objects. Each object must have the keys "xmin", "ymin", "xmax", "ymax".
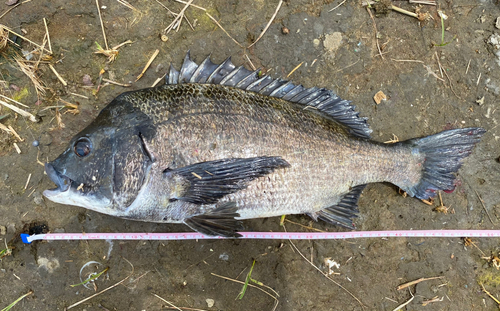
[{"xmin": 0, "ymin": 0, "xmax": 499, "ymax": 310}]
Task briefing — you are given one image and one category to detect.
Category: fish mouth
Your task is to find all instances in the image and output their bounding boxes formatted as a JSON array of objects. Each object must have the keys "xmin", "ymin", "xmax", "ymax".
[{"xmin": 43, "ymin": 163, "xmax": 72, "ymax": 197}]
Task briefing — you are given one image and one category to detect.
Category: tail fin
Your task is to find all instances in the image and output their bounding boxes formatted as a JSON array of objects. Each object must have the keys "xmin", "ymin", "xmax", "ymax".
[{"xmin": 403, "ymin": 127, "xmax": 485, "ymax": 200}]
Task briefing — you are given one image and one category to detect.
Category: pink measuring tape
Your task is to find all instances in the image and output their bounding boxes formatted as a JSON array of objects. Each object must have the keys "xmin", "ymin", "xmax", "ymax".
[{"xmin": 20, "ymin": 230, "xmax": 500, "ymax": 244}]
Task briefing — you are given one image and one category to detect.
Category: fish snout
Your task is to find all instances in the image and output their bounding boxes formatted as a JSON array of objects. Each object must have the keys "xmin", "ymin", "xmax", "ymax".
[{"xmin": 43, "ymin": 163, "xmax": 71, "ymax": 197}]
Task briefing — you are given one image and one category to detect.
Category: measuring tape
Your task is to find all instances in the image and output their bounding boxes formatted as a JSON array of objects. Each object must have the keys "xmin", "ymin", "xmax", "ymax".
[{"xmin": 20, "ymin": 230, "xmax": 500, "ymax": 244}]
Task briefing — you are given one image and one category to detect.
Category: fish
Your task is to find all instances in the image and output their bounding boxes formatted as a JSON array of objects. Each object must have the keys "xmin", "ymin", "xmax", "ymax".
[{"xmin": 43, "ymin": 52, "xmax": 485, "ymax": 237}]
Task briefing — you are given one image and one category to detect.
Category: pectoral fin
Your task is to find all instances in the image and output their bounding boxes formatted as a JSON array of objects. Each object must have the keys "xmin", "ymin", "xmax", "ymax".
[
  {"xmin": 165, "ymin": 156, "xmax": 290, "ymax": 205},
  {"xmin": 184, "ymin": 202, "xmax": 243, "ymax": 237}
]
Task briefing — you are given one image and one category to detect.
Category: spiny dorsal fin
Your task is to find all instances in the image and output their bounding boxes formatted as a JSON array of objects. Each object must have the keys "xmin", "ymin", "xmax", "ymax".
[{"xmin": 166, "ymin": 52, "xmax": 372, "ymax": 139}]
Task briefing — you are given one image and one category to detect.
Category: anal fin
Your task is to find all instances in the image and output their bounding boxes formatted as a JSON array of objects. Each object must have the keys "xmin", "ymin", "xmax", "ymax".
[
  {"xmin": 184, "ymin": 202, "xmax": 243, "ymax": 237},
  {"xmin": 312, "ymin": 185, "xmax": 366, "ymax": 229}
]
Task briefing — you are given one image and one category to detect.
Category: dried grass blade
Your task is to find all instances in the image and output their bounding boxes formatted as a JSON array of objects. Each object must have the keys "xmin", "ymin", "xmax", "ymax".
[
  {"xmin": 165, "ymin": 0, "xmax": 193, "ymax": 33},
  {"xmin": 0, "ymin": 94, "xmax": 29, "ymax": 108},
  {"xmin": 96, "ymin": 0, "xmax": 109, "ymax": 50},
  {"xmin": 205, "ymin": 13, "xmax": 242, "ymax": 47},
  {"xmin": 0, "ymin": 100, "xmax": 37, "ymax": 122},
  {"xmin": 49, "ymin": 64, "xmax": 67, "ymax": 86},
  {"xmin": 13, "ymin": 55, "xmax": 46, "ymax": 96},
  {"xmin": 3, "ymin": 26, "xmax": 50, "ymax": 53},
  {"xmin": 0, "ymin": 123, "xmax": 10, "ymax": 134},
  {"xmin": 136, "ymin": 49, "xmax": 159, "ymax": 81},
  {"xmin": 248, "ymin": 0, "xmax": 283, "ymax": 48},
  {"xmin": 43, "ymin": 18, "xmax": 52, "ymax": 54},
  {"xmin": 116, "ymin": 0, "xmax": 140, "ymax": 12}
]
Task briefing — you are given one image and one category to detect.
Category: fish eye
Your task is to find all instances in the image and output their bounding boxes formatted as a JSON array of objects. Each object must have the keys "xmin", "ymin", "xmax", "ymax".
[{"xmin": 74, "ymin": 138, "xmax": 92, "ymax": 157}]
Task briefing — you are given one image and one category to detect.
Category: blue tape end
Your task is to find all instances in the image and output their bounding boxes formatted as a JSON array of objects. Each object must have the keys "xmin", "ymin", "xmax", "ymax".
[{"xmin": 20, "ymin": 233, "xmax": 31, "ymax": 244}]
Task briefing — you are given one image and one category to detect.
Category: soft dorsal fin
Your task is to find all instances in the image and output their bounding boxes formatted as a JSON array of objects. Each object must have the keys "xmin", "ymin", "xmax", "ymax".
[{"xmin": 166, "ymin": 52, "xmax": 372, "ymax": 139}]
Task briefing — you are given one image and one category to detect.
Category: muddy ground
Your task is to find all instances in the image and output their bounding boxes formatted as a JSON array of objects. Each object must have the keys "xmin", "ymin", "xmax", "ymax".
[{"xmin": 0, "ymin": 0, "xmax": 499, "ymax": 310}]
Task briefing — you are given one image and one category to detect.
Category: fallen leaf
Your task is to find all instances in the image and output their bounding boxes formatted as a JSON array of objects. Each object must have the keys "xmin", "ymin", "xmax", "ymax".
[{"xmin": 374, "ymin": 90, "xmax": 387, "ymax": 104}]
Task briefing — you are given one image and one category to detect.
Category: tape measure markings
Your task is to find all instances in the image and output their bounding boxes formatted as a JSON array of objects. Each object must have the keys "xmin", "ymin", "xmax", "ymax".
[{"xmin": 20, "ymin": 230, "xmax": 500, "ymax": 244}]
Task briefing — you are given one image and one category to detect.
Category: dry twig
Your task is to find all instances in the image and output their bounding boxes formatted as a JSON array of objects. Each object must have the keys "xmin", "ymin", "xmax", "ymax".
[
  {"xmin": 0, "ymin": 25, "xmax": 8, "ymax": 50},
  {"xmin": 164, "ymin": 0, "xmax": 194, "ymax": 33},
  {"xmin": 409, "ymin": 0, "xmax": 436, "ymax": 5},
  {"xmin": 421, "ymin": 296, "xmax": 443, "ymax": 306},
  {"xmin": 286, "ymin": 62, "xmax": 303, "ymax": 78},
  {"xmin": 206, "ymin": 14, "xmax": 242, "ymax": 47},
  {"xmin": 329, "ymin": 0, "xmax": 347, "ymax": 12},
  {"xmin": 384, "ymin": 134, "xmax": 399, "ymax": 144},
  {"xmin": 475, "ymin": 190, "xmax": 495, "ymax": 225},
  {"xmin": 434, "ymin": 51, "xmax": 460, "ymax": 99},
  {"xmin": 153, "ymin": 294, "xmax": 182, "ymax": 311},
  {"xmin": 7, "ymin": 125, "xmax": 22, "ymax": 141},
  {"xmin": 172, "ymin": 0, "xmax": 243, "ymax": 47},
  {"xmin": 116, "ymin": 0, "xmax": 140, "ymax": 12},
  {"xmin": 14, "ymin": 55, "xmax": 46, "ymax": 96},
  {"xmin": 0, "ymin": 99, "xmax": 37, "ymax": 122},
  {"xmin": 365, "ymin": 7, "xmax": 383, "ymax": 59},
  {"xmin": 392, "ymin": 289, "xmax": 414, "ymax": 311},
  {"xmin": 422, "ymin": 64, "xmax": 445, "ymax": 82},
  {"xmin": 136, "ymin": 49, "xmax": 159, "ymax": 81},
  {"xmin": 0, "ymin": 123, "xmax": 10, "ymax": 134},
  {"xmin": 103, "ymin": 78, "xmax": 131, "ymax": 87},
  {"xmin": 397, "ymin": 276, "xmax": 444, "ymax": 290},
  {"xmin": 95, "ymin": 40, "xmax": 132, "ymax": 63},
  {"xmin": 284, "ymin": 225, "xmax": 365, "ymax": 309},
  {"xmin": 0, "ymin": 94, "xmax": 28, "ymax": 108},
  {"xmin": 464, "ymin": 237, "xmax": 486, "ymax": 256},
  {"xmin": 96, "ymin": 0, "xmax": 109, "ymax": 50},
  {"xmin": 248, "ymin": 0, "xmax": 283, "ymax": 48},
  {"xmin": 391, "ymin": 58, "xmax": 424, "ymax": 63},
  {"xmin": 49, "ymin": 64, "xmax": 67, "ymax": 86},
  {"xmin": 3, "ymin": 26, "xmax": 50, "ymax": 53},
  {"xmin": 433, "ymin": 191, "xmax": 454, "ymax": 214},
  {"xmin": 0, "ymin": 2, "xmax": 21, "ymax": 20},
  {"xmin": 284, "ymin": 219, "xmax": 326, "ymax": 232},
  {"xmin": 43, "ymin": 18, "xmax": 52, "ymax": 54},
  {"xmin": 244, "ymin": 54, "xmax": 256, "ymax": 71},
  {"xmin": 480, "ymin": 283, "xmax": 500, "ymax": 306},
  {"xmin": 390, "ymin": 4, "xmax": 417, "ymax": 18}
]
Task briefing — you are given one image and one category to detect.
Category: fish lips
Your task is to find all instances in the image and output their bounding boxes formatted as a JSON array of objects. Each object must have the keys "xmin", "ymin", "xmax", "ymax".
[{"xmin": 43, "ymin": 163, "xmax": 72, "ymax": 197}]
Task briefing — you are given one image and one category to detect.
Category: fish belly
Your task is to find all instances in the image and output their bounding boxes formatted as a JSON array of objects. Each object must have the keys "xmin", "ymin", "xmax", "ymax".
[{"xmin": 151, "ymin": 111, "xmax": 419, "ymax": 220}]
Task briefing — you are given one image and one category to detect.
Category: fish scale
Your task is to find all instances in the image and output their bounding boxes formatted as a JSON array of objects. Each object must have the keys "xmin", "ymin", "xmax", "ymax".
[
  {"xmin": 121, "ymin": 84, "xmax": 421, "ymax": 219},
  {"xmin": 43, "ymin": 53, "xmax": 485, "ymax": 237}
]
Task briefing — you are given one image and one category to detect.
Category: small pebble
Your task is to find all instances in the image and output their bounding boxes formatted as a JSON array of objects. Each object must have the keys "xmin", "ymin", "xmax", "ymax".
[
  {"xmin": 206, "ymin": 299, "xmax": 215, "ymax": 308},
  {"xmin": 0, "ymin": 225, "xmax": 6, "ymax": 235},
  {"xmin": 33, "ymin": 192, "xmax": 43, "ymax": 205},
  {"xmin": 32, "ymin": 140, "xmax": 39, "ymax": 147},
  {"xmin": 7, "ymin": 223, "xmax": 15, "ymax": 234}
]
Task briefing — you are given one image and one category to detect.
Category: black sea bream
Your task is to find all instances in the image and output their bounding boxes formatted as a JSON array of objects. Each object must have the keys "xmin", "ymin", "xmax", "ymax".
[{"xmin": 43, "ymin": 53, "xmax": 485, "ymax": 237}]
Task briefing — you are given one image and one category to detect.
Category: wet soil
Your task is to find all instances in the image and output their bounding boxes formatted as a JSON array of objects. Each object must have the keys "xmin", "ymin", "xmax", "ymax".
[{"xmin": 0, "ymin": 0, "xmax": 499, "ymax": 310}]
